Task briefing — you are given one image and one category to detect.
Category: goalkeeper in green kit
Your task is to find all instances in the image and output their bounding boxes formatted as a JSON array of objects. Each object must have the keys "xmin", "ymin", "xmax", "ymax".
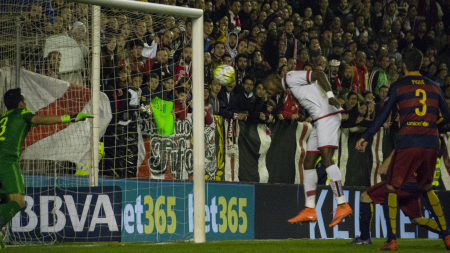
[{"xmin": 0, "ymin": 88, "xmax": 93, "ymax": 245}]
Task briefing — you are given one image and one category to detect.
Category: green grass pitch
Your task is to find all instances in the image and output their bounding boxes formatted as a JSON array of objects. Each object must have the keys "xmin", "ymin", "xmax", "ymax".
[{"xmin": 2, "ymin": 239, "xmax": 449, "ymax": 253}]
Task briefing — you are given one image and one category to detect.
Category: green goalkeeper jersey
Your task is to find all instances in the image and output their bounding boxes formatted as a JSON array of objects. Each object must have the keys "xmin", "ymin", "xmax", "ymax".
[{"xmin": 0, "ymin": 108, "xmax": 36, "ymax": 162}]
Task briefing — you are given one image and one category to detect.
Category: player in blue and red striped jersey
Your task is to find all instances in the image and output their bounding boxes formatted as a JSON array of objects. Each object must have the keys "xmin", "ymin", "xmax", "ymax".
[
  {"xmin": 348, "ymin": 150, "xmax": 450, "ymax": 249},
  {"xmin": 356, "ymin": 48, "xmax": 450, "ymax": 251}
]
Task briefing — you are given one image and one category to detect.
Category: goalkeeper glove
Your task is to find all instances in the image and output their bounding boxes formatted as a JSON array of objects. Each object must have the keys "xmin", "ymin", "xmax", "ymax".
[{"xmin": 62, "ymin": 113, "xmax": 94, "ymax": 123}]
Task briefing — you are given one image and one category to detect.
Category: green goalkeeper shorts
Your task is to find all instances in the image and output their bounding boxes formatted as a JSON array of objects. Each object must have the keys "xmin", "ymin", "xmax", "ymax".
[{"xmin": 0, "ymin": 162, "xmax": 25, "ymax": 195}]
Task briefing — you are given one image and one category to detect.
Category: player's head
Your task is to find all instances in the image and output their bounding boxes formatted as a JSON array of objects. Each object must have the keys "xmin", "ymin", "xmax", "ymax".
[
  {"xmin": 401, "ymin": 48, "xmax": 423, "ymax": 72},
  {"xmin": 314, "ymin": 56, "xmax": 327, "ymax": 72},
  {"xmin": 4, "ymin": 88, "xmax": 26, "ymax": 110},
  {"xmin": 262, "ymin": 73, "xmax": 282, "ymax": 98}
]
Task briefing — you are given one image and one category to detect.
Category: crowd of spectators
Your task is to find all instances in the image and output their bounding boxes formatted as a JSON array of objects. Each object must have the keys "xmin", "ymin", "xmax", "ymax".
[{"xmin": 3, "ymin": 0, "xmax": 450, "ymax": 183}]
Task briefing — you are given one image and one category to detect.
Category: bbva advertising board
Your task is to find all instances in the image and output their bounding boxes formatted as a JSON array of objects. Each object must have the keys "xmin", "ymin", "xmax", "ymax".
[{"xmin": 10, "ymin": 186, "xmax": 122, "ymax": 242}]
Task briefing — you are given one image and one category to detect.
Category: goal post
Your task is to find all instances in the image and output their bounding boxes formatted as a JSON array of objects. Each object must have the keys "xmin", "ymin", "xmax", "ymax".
[
  {"xmin": 91, "ymin": 4, "xmax": 100, "ymax": 188},
  {"xmin": 69, "ymin": 0, "xmax": 206, "ymax": 242}
]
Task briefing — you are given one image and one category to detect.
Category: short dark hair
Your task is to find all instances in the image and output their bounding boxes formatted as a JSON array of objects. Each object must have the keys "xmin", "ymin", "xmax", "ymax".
[
  {"xmin": 118, "ymin": 66, "xmax": 128, "ymax": 74},
  {"xmin": 130, "ymin": 70, "xmax": 143, "ymax": 79},
  {"xmin": 204, "ymin": 18, "xmax": 213, "ymax": 24},
  {"xmin": 370, "ymin": 38, "xmax": 380, "ymax": 45},
  {"xmin": 157, "ymin": 48, "xmax": 168, "ymax": 54},
  {"xmin": 302, "ymin": 64, "xmax": 313, "ymax": 70},
  {"xmin": 243, "ymin": 75, "xmax": 255, "ymax": 84},
  {"xmin": 389, "ymin": 37, "xmax": 398, "ymax": 43},
  {"xmin": 308, "ymin": 27, "xmax": 319, "ymax": 33},
  {"xmin": 355, "ymin": 14, "xmax": 365, "ymax": 21},
  {"xmin": 347, "ymin": 91, "xmax": 358, "ymax": 100},
  {"xmin": 222, "ymin": 53, "xmax": 231, "ymax": 60},
  {"xmin": 149, "ymin": 73, "xmax": 159, "ymax": 80},
  {"xmin": 380, "ymin": 55, "xmax": 390, "ymax": 61},
  {"xmin": 401, "ymin": 48, "xmax": 423, "ymax": 71},
  {"xmin": 236, "ymin": 53, "xmax": 248, "ymax": 62},
  {"xmin": 418, "ymin": 20, "xmax": 427, "ymax": 27},
  {"xmin": 214, "ymin": 41, "xmax": 225, "ymax": 49},
  {"xmin": 343, "ymin": 49, "xmax": 353, "ymax": 56},
  {"xmin": 278, "ymin": 64, "xmax": 288, "ymax": 76},
  {"xmin": 4, "ymin": 88, "xmax": 24, "ymax": 110},
  {"xmin": 175, "ymin": 86, "xmax": 189, "ymax": 95},
  {"xmin": 178, "ymin": 76, "xmax": 191, "ymax": 86},
  {"xmin": 163, "ymin": 74, "xmax": 174, "ymax": 81},
  {"xmin": 379, "ymin": 85, "xmax": 388, "ymax": 91},
  {"xmin": 363, "ymin": 90, "xmax": 373, "ymax": 97},
  {"xmin": 238, "ymin": 39, "xmax": 248, "ymax": 46},
  {"xmin": 284, "ymin": 18, "xmax": 293, "ymax": 25},
  {"xmin": 130, "ymin": 39, "xmax": 144, "ymax": 49},
  {"xmin": 247, "ymin": 37, "xmax": 256, "ymax": 44}
]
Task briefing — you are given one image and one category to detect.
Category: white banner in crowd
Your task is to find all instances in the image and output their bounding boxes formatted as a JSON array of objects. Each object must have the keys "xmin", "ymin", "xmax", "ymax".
[{"xmin": 16, "ymin": 69, "xmax": 111, "ymax": 166}]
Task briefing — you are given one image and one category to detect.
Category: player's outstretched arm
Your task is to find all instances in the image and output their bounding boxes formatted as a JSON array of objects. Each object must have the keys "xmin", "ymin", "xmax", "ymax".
[
  {"xmin": 360, "ymin": 84, "xmax": 398, "ymax": 143},
  {"xmin": 31, "ymin": 113, "xmax": 94, "ymax": 125},
  {"xmin": 311, "ymin": 71, "xmax": 341, "ymax": 109}
]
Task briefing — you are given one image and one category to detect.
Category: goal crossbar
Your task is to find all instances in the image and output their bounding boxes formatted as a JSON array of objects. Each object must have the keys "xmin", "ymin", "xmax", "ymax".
[{"xmin": 67, "ymin": 0, "xmax": 204, "ymax": 18}]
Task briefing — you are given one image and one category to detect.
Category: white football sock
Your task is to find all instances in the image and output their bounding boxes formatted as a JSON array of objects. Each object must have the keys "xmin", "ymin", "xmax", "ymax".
[
  {"xmin": 304, "ymin": 169, "xmax": 318, "ymax": 208},
  {"xmin": 326, "ymin": 164, "xmax": 346, "ymax": 205}
]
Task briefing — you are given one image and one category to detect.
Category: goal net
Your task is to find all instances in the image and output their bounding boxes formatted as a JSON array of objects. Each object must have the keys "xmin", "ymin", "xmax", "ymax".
[{"xmin": 0, "ymin": 0, "xmax": 207, "ymax": 245}]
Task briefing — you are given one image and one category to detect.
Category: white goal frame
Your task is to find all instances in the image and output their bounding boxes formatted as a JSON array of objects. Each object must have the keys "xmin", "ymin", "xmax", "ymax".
[{"xmin": 68, "ymin": 0, "xmax": 205, "ymax": 243}]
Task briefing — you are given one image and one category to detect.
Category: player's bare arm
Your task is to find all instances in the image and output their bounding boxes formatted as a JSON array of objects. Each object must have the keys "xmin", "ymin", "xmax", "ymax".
[
  {"xmin": 357, "ymin": 81, "xmax": 397, "ymax": 152},
  {"xmin": 31, "ymin": 115, "xmax": 64, "ymax": 125},
  {"xmin": 310, "ymin": 71, "xmax": 341, "ymax": 109}
]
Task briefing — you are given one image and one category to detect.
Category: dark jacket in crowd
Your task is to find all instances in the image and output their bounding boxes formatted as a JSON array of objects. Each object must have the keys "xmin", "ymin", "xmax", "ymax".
[
  {"xmin": 341, "ymin": 105, "xmax": 359, "ymax": 128},
  {"xmin": 246, "ymin": 97, "xmax": 267, "ymax": 125},
  {"xmin": 233, "ymin": 89, "xmax": 256, "ymax": 114},
  {"xmin": 239, "ymin": 10, "xmax": 253, "ymax": 32},
  {"xmin": 218, "ymin": 88, "xmax": 239, "ymax": 119}
]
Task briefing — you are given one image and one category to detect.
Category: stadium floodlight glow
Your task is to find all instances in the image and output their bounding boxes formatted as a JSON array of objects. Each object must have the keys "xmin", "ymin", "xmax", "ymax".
[{"xmin": 68, "ymin": 0, "xmax": 206, "ymax": 243}]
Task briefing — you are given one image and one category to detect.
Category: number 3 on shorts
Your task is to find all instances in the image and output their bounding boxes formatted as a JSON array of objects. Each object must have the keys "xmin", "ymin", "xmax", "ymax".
[{"xmin": 415, "ymin": 89, "xmax": 427, "ymax": 116}]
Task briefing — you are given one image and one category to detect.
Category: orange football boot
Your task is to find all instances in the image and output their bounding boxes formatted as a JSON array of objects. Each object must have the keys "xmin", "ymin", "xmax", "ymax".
[
  {"xmin": 444, "ymin": 235, "xmax": 450, "ymax": 250},
  {"xmin": 329, "ymin": 202, "xmax": 353, "ymax": 227},
  {"xmin": 379, "ymin": 240, "xmax": 398, "ymax": 251},
  {"xmin": 288, "ymin": 208, "xmax": 317, "ymax": 223}
]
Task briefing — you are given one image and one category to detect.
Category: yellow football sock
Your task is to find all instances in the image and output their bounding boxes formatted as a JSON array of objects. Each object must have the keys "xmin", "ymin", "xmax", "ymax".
[{"xmin": 427, "ymin": 190, "xmax": 447, "ymax": 231}]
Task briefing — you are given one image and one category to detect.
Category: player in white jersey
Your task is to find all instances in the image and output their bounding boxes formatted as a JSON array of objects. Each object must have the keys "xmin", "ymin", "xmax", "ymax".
[{"xmin": 263, "ymin": 68, "xmax": 352, "ymax": 228}]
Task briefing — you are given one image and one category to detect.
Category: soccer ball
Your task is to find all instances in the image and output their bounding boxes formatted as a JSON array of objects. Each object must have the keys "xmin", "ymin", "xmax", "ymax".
[{"xmin": 213, "ymin": 65, "xmax": 235, "ymax": 86}]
